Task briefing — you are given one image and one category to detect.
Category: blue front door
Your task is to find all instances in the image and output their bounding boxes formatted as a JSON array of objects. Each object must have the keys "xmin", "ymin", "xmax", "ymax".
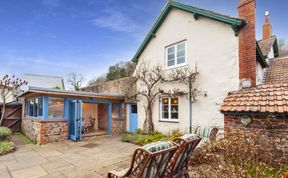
[
  {"xmin": 69, "ymin": 100, "xmax": 82, "ymax": 141},
  {"xmin": 129, "ymin": 103, "xmax": 138, "ymax": 132}
]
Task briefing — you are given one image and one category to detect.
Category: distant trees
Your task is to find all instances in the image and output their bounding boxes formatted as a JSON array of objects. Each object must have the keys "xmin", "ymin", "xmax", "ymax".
[
  {"xmin": 67, "ymin": 73, "xmax": 85, "ymax": 91},
  {"xmin": 106, "ymin": 61, "xmax": 136, "ymax": 81},
  {"xmin": 278, "ymin": 39, "xmax": 288, "ymax": 57},
  {"xmin": 0, "ymin": 75, "xmax": 27, "ymax": 125},
  {"xmin": 87, "ymin": 61, "xmax": 136, "ymax": 87}
]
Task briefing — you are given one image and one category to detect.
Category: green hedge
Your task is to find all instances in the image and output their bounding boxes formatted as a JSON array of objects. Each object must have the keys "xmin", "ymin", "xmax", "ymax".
[{"xmin": 0, "ymin": 127, "xmax": 12, "ymax": 141}]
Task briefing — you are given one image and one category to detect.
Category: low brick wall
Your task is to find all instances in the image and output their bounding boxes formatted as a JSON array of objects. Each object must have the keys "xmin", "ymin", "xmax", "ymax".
[
  {"xmin": 224, "ymin": 113, "xmax": 288, "ymax": 161},
  {"xmin": 22, "ymin": 117, "xmax": 68, "ymax": 144}
]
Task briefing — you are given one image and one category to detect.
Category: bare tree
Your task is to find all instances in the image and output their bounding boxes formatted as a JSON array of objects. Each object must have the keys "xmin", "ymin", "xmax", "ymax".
[
  {"xmin": 67, "ymin": 73, "xmax": 85, "ymax": 91},
  {"xmin": 124, "ymin": 63, "xmax": 200, "ymax": 133},
  {"xmin": 278, "ymin": 39, "xmax": 288, "ymax": 57},
  {"xmin": 0, "ymin": 75, "xmax": 27, "ymax": 126}
]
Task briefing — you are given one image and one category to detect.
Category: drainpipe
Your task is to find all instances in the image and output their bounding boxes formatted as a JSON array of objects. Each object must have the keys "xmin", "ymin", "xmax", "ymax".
[{"xmin": 189, "ymin": 81, "xmax": 192, "ymax": 133}]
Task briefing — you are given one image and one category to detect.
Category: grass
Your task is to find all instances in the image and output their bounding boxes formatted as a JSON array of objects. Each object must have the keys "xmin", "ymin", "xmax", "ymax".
[
  {"xmin": 122, "ymin": 129, "xmax": 182, "ymax": 145},
  {"xmin": 14, "ymin": 132, "xmax": 37, "ymax": 144},
  {"xmin": 0, "ymin": 140, "xmax": 15, "ymax": 156}
]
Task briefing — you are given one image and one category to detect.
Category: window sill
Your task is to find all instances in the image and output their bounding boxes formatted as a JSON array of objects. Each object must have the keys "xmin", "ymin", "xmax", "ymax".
[
  {"xmin": 159, "ymin": 119, "xmax": 179, "ymax": 123},
  {"xmin": 164, "ymin": 63, "xmax": 188, "ymax": 71}
]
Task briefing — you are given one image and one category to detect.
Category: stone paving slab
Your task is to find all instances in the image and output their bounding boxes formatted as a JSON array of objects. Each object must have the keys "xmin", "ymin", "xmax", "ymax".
[{"xmin": 0, "ymin": 136, "xmax": 138, "ymax": 178}]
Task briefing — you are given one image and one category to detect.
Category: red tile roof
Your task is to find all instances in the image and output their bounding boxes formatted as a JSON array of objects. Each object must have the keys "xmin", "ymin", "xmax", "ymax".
[
  {"xmin": 258, "ymin": 36, "xmax": 276, "ymax": 57},
  {"xmin": 266, "ymin": 57, "xmax": 288, "ymax": 83},
  {"xmin": 220, "ymin": 83, "xmax": 288, "ymax": 113}
]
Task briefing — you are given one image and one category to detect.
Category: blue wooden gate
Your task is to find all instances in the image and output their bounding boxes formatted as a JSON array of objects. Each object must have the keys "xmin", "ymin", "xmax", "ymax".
[
  {"xmin": 129, "ymin": 103, "xmax": 138, "ymax": 132},
  {"xmin": 69, "ymin": 100, "xmax": 82, "ymax": 141}
]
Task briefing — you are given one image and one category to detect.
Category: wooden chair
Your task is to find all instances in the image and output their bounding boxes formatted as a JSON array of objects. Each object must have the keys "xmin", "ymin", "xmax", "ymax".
[
  {"xmin": 194, "ymin": 126, "xmax": 218, "ymax": 146},
  {"xmin": 164, "ymin": 134, "xmax": 202, "ymax": 178},
  {"xmin": 108, "ymin": 141, "xmax": 179, "ymax": 178}
]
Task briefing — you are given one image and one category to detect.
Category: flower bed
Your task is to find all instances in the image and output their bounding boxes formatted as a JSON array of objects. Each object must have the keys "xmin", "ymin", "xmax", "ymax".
[
  {"xmin": 0, "ymin": 127, "xmax": 16, "ymax": 156},
  {"xmin": 189, "ymin": 129, "xmax": 288, "ymax": 178},
  {"xmin": 121, "ymin": 129, "xmax": 181, "ymax": 145}
]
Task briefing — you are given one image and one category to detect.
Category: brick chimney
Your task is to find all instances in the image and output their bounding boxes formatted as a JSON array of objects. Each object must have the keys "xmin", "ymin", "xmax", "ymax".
[
  {"xmin": 238, "ymin": 0, "xmax": 257, "ymax": 87},
  {"xmin": 263, "ymin": 11, "xmax": 272, "ymax": 40}
]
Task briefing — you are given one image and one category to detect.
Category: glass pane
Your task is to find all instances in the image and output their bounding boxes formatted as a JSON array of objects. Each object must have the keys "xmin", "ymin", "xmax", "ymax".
[
  {"xmin": 38, "ymin": 98, "xmax": 43, "ymax": 116},
  {"xmin": 168, "ymin": 60, "xmax": 175, "ymax": 67},
  {"xmin": 171, "ymin": 98, "xmax": 178, "ymax": 119},
  {"xmin": 167, "ymin": 46, "xmax": 175, "ymax": 54},
  {"xmin": 131, "ymin": 104, "xmax": 137, "ymax": 114},
  {"xmin": 48, "ymin": 98, "xmax": 64, "ymax": 118},
  {"xmin": 162, "ymin": 112, "xmax": 169, "ymax": 119},
  {"xmin": 177, "ymin": 50, "xmax": 185, "ymax": 58},
  {"xmin": 34, "ymin": 98, "xmax": 38, "ymax": 117},
  {"xmin": 168, "ymin": 54, "xmax": 175, "ymax": 61},
  {"xmin": 171, "ymin": 113, "xmax": 178, "ymax": 119},
  {"xmin": 177, "ymin": 57, "xmax": 185, "ymax": 64},
  {"xmin": 171, "ymin": 98, "xmax": 178, "ymax": 105},
  {"xmin": 177, "ymin": 43, "xmax": 185, "ymax": 51},
  {"xmin": 29, "ymin": 99, "xmax": 34, "ymax": 116},
  {"xmin": 162, "ymin": 98, "xmax": 169, "ymax": 119}
]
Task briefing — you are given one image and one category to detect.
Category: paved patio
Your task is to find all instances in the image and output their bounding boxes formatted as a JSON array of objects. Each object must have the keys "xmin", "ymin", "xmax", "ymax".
[{"xmin": 0, "ymin": 136, "xmax": 138, "ymax": 178}]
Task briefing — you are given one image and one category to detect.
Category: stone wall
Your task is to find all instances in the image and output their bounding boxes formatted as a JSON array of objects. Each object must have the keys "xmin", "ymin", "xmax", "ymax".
[
  {"xmin": 82, "ymin": 77, "xmax": 135, "ymax": 95},
  {"xmin": 112, "ymin": 103, "xmax": 127, "ymax": 135},
  {"xmin": 224, "ymin": 113, "xmax": 288, "ymax": 160},
  {"xmin": 39, "ymin": 120, "xmax": 68, "ymax": 144},
  {"xmin": 22, "ymin": 117, "xmax": 68, "ymax": 144},
  {"xmin": 22, "ymin": 118, "xmax": 41, "ymax": 143}
]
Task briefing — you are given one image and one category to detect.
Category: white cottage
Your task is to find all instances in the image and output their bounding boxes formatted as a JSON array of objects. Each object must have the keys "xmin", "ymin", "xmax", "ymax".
[{"xmin": 131, "ymin": 0, "xmax": 279, "ymax": 134}]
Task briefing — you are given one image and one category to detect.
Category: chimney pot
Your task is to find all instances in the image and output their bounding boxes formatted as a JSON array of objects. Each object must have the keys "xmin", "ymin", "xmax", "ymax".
[{"xmin": 263, "ymin": 10, "xmax": 272, "ymax": 40}]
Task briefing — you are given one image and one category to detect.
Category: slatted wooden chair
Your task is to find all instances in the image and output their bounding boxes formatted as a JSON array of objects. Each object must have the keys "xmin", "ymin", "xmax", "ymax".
[
  {"xmin": 194, "ymin": 126, "xmax": 218, "ymax": 146},
  {"xmin": 108, "ymin": 141, "xmax": 179, "ymax": 178},
  {"xmin": 164, "ymin": 134, "xmax": 202, "ymax": 178}
]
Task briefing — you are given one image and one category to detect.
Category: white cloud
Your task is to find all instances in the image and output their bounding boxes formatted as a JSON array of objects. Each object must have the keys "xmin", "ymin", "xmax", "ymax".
[{"xmin": 90, "ymin": 9, "xmax": 138, "ymax": 33}]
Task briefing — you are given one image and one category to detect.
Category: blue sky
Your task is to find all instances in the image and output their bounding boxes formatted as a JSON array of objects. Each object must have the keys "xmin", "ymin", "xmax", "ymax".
[{"xmin": 0, "ymin": 0, "xmax": 287, "ymax": 85}]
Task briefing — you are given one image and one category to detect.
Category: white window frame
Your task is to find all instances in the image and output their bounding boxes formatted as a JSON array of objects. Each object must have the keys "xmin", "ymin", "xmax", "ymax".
[
  {"xmin": 159, "ymin": 97, "xmax": 179, "ymax": 122},
  {"xmin": 165, "ymin": 41, "xmax": 187, "ymax": 69}
]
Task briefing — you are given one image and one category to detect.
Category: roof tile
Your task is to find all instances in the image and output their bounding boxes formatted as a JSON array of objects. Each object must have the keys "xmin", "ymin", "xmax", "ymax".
[{"xmin": 220, "ymin": 83, "xmax": 288, "ymax": 113}]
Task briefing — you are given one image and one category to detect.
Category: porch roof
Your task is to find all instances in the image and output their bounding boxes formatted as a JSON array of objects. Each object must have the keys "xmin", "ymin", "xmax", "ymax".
[{"xmin": 19, "ymin": 86, "xmax": 125, "ymax": 101}]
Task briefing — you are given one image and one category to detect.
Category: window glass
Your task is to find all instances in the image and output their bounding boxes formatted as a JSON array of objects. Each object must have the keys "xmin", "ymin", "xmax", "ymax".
[
  {"xmin": 38, "ymin": 98, "xmax": 43, "ymax": 116},
  {"xmin": 48, "ymin": 97, "xmax": 64, "ymax": 118},
  {"xmin": 34, "ymin": 98, "xmax": 38, "ymax": 117},
  {"xmin": 166, "ymin": 42, "xmax": 186, "ymax": 67},
  {"xmin": 171, "ymin": 98, "xmax": 178, "ymax": 119},
  {"xmin": 29, "ymin": 99, "xmax": 34, "ymax": 116},
  {"xmin": 160, "ymin": 97, "xmax": 178, "ymax": 120},
  {"xmin": 161, "ymin": 98, "xmax": 169, "ymax": 119},
  {"xmin": 131, "ymin": 104, "xmax": 137, "ymax": 114}
]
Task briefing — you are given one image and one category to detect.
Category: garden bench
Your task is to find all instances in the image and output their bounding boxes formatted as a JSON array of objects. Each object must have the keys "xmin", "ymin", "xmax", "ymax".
[
  {"xmin": 194, "ymin": 126, "xmax": 218, "ymax": 146},
  {"xmin": 166, "ymin": 134, "xmax": 202, "ymax": 178},
  {"xmin": 108, "ymin": 141, "xmax": 178, "ymax": 178}
]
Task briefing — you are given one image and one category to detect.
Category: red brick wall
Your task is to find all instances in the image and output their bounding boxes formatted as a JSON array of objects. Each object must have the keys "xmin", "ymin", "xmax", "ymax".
[
  {"xmin": 224, "ymin": 114, "xmax": 288, "ymax": 161},
  {"xmin": 238, "ymin": 0, "xmax": 257, "ymax": 86}
]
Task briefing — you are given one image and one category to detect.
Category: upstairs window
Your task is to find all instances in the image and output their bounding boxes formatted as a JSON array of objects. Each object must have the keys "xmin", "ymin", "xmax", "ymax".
[{"xmin": 166, "ymin": 41, "xmax": 186, "ymax": 68}]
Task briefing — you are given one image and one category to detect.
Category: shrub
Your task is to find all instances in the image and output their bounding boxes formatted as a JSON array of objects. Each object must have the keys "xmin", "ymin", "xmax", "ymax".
[
  {"xmin": 189, "ymin": 129, "xmax": 288, "ymax": 178},
  {"xmin": 0, "ymin": 127, "xmax": 12, "ymax": 141},
  {"xmin": 122, "ymin": 130, "xmax": 183, "ymax": 145},
  {"xmin": 0, "ymin": 140, "xmax": 15, "ymax": 155}
]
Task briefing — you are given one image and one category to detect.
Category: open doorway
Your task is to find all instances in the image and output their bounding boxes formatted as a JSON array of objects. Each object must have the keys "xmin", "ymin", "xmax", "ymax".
[{"xmin": 82, "ymin": 102, "xmax": 108, "ymax": 137}]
